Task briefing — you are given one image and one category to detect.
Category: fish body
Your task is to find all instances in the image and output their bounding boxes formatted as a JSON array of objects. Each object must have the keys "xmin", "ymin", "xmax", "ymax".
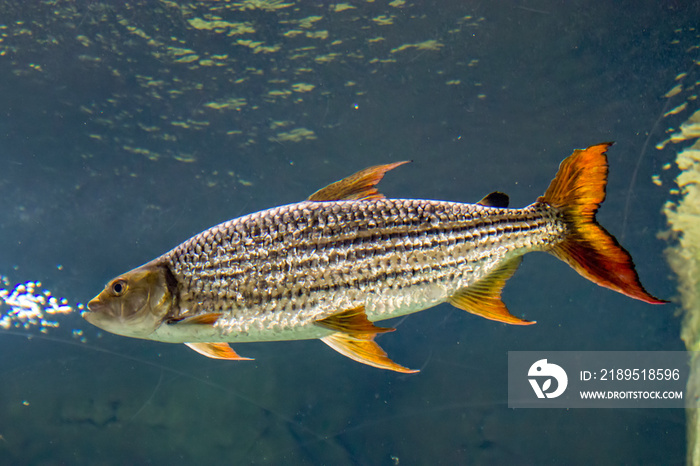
[
  {"xmin": 85, "ymin": 144, "xmax": 665, "ymax": 372},
  {"xmin": 153, "ymin": 197, "xmax": 560, "ymax": 343}
]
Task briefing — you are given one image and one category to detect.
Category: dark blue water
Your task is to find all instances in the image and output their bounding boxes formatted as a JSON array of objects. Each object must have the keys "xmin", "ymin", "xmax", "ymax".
[{"xmin": 0, "ymin": 1, "xmax": 695, "ymax": 464}]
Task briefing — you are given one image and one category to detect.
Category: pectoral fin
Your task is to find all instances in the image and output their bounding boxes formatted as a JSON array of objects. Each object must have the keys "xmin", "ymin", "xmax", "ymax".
[
  {"xmin": 307, "ymin": 161, "xmax": 409, "ymax": 201},
  {"xmin": 315, "ymin": 305, "xmax": 394, "ymax": 334},
  {"xmin": 448, "ymin": 257, "xmax": 535, "ymax": 325},
  {"xmin": 320, "ymin": 332, "xmax": 418, "ymax": 373},
  {"xmin": 170, "ymin": 313, "xmax": 222, "ymax": 325},
  {"xmin": 184, "ymin": 342, "xmax": 253, "ymax": 360}
]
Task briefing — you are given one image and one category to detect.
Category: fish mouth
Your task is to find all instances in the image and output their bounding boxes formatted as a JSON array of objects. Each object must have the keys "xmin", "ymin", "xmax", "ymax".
[
  {"xmin": 83, "ymin": 297, "xmax": 110, "ymax": 323},
  {"xmin": 82, "ymin": 296, "xmax": 158, "ymax": 339},
  {"xmin": 81, "ymin": 302, "xmax": 99, "ymax": 323},
  {"xmin": 85, "ymin": 297, "xmax": 102, "ymax": 315},
  {"xmin": 82, "ymin": 297, "xmax": 127, "ymax": 333}
]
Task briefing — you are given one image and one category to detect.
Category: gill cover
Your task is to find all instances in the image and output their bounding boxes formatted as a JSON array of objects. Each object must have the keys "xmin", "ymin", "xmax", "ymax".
[{"xmin": 84, "ymin": 262, "xmax": 176, "ymax": 339}]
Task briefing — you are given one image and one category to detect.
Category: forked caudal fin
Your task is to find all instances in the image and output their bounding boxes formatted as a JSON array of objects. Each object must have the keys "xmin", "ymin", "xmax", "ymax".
[{"xmin": 539, "ymin": 143, "xmax": 666, "ymax": 304}]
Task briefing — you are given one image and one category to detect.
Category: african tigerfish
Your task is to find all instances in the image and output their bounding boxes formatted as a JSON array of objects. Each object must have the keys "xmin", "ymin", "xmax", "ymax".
[{"xmin": 84, "ymin": 143, "xmax": 665, "ymax": 373}]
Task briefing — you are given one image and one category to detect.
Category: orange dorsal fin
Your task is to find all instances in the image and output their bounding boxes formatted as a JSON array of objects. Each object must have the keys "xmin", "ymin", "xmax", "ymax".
[
  {"xmin": 539, "ymin": 143, "xmax": 666, "ymax": 304},
  {"xmin": 315, "ymin": 305, "xmax": 395, "ymax": 334},
  {"xmin": 320, "ymin": 332, "xmax": 418, "ymax": 373},
  {"xmin": 448, "ymin": 257, "xmax": 535, "ymax": 325},
  {"xmin": 477, "ymin": 191, "xmax": 509, "ymax": 208},
  {"xmin": 184, "ymin": 342, "xmax": 253, "ymax": 360},
  {"xmin": 307, "ymin": 161, "xmax": 409, "ymax": 201}
]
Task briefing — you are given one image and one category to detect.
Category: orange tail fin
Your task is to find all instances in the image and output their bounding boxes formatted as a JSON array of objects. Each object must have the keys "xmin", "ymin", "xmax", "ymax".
[{"xmin": 539, "ymin": 143, "xmax": 666, "ymax": 304}]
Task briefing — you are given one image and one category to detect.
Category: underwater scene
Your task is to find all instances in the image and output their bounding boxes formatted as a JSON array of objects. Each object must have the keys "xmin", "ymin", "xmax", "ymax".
[{"xmin": 1, "ymin": 0, "xmax": 699, "ymax": 464}]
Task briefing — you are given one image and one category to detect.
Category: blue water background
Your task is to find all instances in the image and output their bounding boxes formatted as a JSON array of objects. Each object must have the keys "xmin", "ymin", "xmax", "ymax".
[{"xmin": 0, "ymin": 1, "xmax": 695, "ymax": 464}]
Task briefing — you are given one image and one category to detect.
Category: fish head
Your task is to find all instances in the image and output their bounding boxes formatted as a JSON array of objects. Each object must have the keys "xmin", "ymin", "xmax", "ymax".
[{"xmin": 84, "ymin": 263, "xmax": 175, "ymax": 339}]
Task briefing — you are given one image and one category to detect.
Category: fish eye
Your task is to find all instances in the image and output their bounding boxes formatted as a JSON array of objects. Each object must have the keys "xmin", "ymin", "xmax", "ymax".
[{"xmin": 111, "ymin": 279, "xmax": 127, "ymax": 296}]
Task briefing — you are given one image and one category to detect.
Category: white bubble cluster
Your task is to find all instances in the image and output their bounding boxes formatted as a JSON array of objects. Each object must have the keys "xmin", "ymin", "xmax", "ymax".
[{"xmin": 0, "ymin": 276, "xmax": 82, "ymax": 335}]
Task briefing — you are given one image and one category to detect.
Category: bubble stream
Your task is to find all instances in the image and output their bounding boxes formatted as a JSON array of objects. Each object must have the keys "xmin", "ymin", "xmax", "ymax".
[{"xmin": 0, "ymin": 276, "xmax": 83, "ymax": 338}]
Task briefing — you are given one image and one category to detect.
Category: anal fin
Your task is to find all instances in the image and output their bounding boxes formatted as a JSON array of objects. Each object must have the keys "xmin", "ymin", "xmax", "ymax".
[
  {"xmin": 320, "ymin": 333, "xmax": 418, "ymax": 373},
  {"xmin": 448, "ymin": 257, "xmax": 535, "ymax": 325},
  {"xmin": 315, "ymin": 305, "xmax": 394, "ymax": 334},
  {"xmin": 185, "ymin": 342, "xmax": 253, "ymax": 360}
]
